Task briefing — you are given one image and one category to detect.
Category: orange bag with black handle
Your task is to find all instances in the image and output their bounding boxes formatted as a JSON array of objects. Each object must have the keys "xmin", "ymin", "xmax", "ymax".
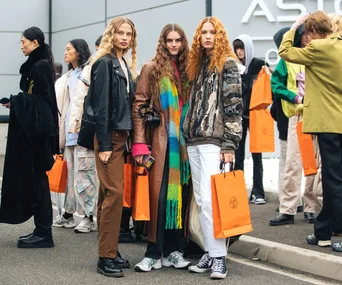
[
  {"xmin": 212, "ymin": 163, "xmax": 253, "ymax": 238},
  {"xmin": 123, "ymin": 155, "xmax": 134, "ymax": 207},
  {"xmin": 132, "ymin": 167, "xmax": 150, "ymax": 221}
]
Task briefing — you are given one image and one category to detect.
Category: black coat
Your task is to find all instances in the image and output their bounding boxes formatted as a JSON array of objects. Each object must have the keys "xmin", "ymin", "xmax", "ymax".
[
  {"xmin": 89, "ymin": 55, "xmax": 134, "ymax": 152},
  {"xmin": 0, "ymin": 45, "xmax": 59, "ymax": 224},
  {"xmin": 241, "ymin": 58, "xmax": 267, "ymax": 119}
]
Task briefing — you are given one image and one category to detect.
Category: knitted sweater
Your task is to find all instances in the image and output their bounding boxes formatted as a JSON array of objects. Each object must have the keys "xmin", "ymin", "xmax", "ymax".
[{"xmin": 183, "ymin": 57, "xmax": 242, "ymax": 153}]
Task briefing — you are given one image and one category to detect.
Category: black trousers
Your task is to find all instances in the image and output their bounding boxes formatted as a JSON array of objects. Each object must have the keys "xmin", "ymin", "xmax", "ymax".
[
  {"xmin": 314, "ymin": 133, "xmax": 342, "ymax": 240},
  {"xmin": 145, "ymin": 154, "xmax": 182, "ymax": 259},
  {"xmin": 32, "ymin": 172, "xmax": 53, "ymax": 238},
  {"xmin": 235, "ymin": 118, "xmax": 265, "ymax": 199}
]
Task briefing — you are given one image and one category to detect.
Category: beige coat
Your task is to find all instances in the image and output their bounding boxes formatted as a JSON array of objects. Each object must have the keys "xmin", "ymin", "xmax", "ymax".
[{"xmin": 55, "ymin": 65, "xmax": 91, "ymax": 148}]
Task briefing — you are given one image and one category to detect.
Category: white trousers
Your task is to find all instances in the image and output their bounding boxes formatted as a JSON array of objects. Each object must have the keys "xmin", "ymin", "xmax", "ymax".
[{"xmin": 187, "ymin": 144, "xmax": 227, "ymax": 258}]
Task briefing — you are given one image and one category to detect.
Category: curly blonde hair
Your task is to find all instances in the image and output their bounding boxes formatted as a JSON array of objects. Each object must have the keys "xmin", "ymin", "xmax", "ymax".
[
  {"xmin": 150, "ymin": 24, "xmax": 189, "ymax": 100},
  {"xmin": 90, "ymin": 16, "xmax": 137, "ymax": 78},
  {"xmin": 329, "ymin": 13, "xmax": 342, "ymax": 35},
  {"xmin": 187, "ymin": 16, "xmax": 237, "ymax": 81}
]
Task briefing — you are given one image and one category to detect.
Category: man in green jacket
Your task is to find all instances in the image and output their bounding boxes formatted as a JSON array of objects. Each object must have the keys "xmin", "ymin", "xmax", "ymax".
[{"xmin": 279, "ymin": 10, "xmax": 342, "ymax": 252}]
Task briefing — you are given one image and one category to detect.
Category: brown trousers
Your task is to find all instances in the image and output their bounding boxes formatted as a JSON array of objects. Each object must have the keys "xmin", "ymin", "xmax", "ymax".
[{"xmin": 94, "ymin": 131, "xmax": 128, "ymax": 258}]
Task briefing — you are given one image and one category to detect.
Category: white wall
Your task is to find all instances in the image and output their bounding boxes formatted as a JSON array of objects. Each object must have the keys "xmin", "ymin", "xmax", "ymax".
[
  {"xmin": 51, "ymin": 0, "xmax": 205, "ymax": 72},
  {"xmin": 0, "ymin": 0, "xmax": 49, "ymax": 116}
]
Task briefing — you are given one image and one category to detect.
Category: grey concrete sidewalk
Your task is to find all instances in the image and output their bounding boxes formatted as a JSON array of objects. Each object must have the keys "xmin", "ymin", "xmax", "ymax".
[{"xmin": 230, "ymin": 203, "xmax": 342, "ymax": 282}]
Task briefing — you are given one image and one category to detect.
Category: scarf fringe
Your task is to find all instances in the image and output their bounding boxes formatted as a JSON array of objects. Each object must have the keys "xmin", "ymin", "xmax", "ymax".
[{"xmin": 165, "ymin": 200, "xmax": 183, "ymax": 230}]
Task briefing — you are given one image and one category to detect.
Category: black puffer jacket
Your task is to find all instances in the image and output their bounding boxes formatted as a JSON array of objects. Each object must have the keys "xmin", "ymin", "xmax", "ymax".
[{"xmin": 89, "ymin": 55, "xmax": 134, "ymax": 152}]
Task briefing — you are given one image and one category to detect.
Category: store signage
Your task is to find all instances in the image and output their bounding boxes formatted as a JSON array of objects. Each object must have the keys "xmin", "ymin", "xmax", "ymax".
[{"xmin": 242, "ymin": 0, "xmax": 342, "ymax": 23}]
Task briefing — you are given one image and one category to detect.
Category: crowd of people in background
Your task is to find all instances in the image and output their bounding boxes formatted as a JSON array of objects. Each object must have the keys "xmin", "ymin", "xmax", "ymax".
[{"xmin": 0, "ymin": 9, "xmax": 342, "ymax": 281}]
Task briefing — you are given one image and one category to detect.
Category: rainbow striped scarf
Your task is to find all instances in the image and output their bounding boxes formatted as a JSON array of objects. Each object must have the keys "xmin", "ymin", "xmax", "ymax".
[{"xmin": 160, "ymin": 76, "xmax": 190, "ymax": 230}]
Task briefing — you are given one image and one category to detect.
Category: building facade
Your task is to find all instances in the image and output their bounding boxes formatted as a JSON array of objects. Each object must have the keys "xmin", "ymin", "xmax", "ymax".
[{"xmin": 0, "ymin": 0, "xmax": 340, "ymax": 157}]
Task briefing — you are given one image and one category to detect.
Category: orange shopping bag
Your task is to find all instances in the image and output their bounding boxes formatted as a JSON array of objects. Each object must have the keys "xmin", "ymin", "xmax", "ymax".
[
  {"xmin": 132, "ymin": 167, "xmax": 150, "ymax": 221},
  {"xmin": 249, "ymin": 109, "xmax": 275, "ymax": 153},
  {"xmin": 296, "ymin": 121, "xmax": 318, "ymax": 176},
  {"xmin": 46, "ymin": 154, "xmax": 67, "ymax": 193},
  {"xmin": 249, "ymin": 65, "xmax": 272, "ymax": 110},
  {"xmin": 123, "ymin": 156, "xmax": 134, "ymax": 207},
  {"xmin": 211, "ymin": 167, "xmax": 253, "ymax": 238}
]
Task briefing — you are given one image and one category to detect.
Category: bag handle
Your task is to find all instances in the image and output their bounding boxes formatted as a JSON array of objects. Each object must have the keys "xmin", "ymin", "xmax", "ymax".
[
  {"xmin": 220, "ymin": 160, "xmax": 235, "ymax": 178},
  {"xmin": 148, "ymin": 88, "xmax": 156, "ymax": 112}
]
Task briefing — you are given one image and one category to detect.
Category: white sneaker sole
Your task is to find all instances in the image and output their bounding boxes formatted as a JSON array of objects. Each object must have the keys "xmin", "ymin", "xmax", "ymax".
[
  {"xmin": 255, "ymin": 201, "xmax": 266, "ymax": 205},
  {"xmin": 52, "ymin": 223, "xmax": 64, "ymax": 228},
  {"xmin": 134, "ymin": 263, "xmax": 162, "ymax": 272},
  {"xmin": 318, "ymin": 240, "xmax": 332, "ymax": 247},
  {"xmin": 74, "ymin": 228, "xmax": 97, "ymax": 233},
  {"xmin": 188, "ymin": 265, "xmax": 210, "ymax": 273},
  {"xmin": 210, "ymin": 271, "xmax": 227, "ymax": 279},
  {"xmin": 63, "ymin": 223, "xmax": 77, "ymax": 229},
  {"xmin": 162, "ymin": 259, "xmax": 191, "ymax": 269}
]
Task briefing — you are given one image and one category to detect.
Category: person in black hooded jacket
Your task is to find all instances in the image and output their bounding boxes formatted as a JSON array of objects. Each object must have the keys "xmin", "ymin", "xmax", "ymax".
[
  {"xmin": 0, "ymin": 27, "xmax": 59, "ymax": 248},
  {"xmin": 233, "ymin": 34, "xmax": 267, "ymax": 205}
]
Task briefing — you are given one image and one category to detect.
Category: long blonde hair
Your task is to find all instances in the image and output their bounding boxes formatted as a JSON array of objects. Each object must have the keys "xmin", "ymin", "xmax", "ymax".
[
  {"xmin": 90, "ymin": 16, "xmax": 137, "ymax": 78},
  {"xmin": 187, "ymin": 16, "xmax": 237, "ymax": 81}
]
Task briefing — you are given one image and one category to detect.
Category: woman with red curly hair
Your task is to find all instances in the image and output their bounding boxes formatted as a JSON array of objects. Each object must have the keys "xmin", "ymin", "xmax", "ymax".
[
  {"xmin": 132, "ymin": 24, "xmax": 191, "ymax": 272},
  {"xmin": 183, "ymin": 17, "xmax": 242, "ymax": 279}
]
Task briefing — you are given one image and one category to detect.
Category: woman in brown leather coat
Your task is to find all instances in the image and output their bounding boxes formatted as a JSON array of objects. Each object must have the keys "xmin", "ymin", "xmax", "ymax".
[{"xmin": 132, "ymin": 24, "xmax": 191, "ymax": 272}]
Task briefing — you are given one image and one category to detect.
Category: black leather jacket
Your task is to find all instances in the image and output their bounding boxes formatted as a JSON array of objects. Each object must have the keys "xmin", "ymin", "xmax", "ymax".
[{"xmin": 89, "ymin": 54, "xmax": 134, "ymax": 152}]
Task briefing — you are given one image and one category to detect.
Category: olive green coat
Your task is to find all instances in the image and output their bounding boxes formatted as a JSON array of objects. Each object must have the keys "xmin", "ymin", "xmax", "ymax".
[{"xmin": 279, "ymin": 30, "xmax": 342, "ymax": 134}]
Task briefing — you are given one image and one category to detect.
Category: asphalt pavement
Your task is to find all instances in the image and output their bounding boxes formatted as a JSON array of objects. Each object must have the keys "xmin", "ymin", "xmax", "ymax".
[
  {"xmin": 0, "ymin": 213, "xmax": 338, "ymax": 285},
  {"xmin": 247, "ymin": 202, "xmax": 342, "ymax": 256}
]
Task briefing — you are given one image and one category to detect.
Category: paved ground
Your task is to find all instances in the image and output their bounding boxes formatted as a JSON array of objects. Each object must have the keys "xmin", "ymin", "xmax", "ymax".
[
  {"xmin": 0, "ymin": 214, "xmax": 339, "ymax": 285},
  {"xmin": 247, "ymin": 202, "xmax": 342, "ymax": 256}
]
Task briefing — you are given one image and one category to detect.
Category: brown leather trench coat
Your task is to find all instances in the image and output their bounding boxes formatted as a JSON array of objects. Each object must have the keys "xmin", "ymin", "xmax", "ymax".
[{"xmin": 132, "ymin": 62, "xmax": 168, "ymax": 242}]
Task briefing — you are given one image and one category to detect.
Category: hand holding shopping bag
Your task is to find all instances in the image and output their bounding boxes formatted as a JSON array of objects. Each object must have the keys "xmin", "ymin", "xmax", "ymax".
[{"xmin": 211, "ymin": 162, "xmax": 253, "ymax": 238}]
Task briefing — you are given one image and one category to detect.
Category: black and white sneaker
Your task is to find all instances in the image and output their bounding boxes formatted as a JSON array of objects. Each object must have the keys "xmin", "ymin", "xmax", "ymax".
[
  {"xmin": 210, "ymin": 257, "xmax": 227, "ymax": 279},
  {"xmin": 188, "ymin": 253, "xmax": 212, "ymax": 273}
]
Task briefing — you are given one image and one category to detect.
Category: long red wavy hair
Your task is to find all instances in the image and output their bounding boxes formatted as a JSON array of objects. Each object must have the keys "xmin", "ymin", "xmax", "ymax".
[{"xmin": 187, "ymin": 16, "xmax": 237, "ymax": 81}]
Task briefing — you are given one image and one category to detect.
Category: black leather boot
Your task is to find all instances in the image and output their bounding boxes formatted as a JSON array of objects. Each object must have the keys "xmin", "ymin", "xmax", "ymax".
[
  {"xmin": 97, "ymin": 257, "xmax": 124, "ymax": 277},
  {"xmin": 115, "ymin": 251, "xmax": 130, "ymax": 268},
  {"xmin": 17, "ymin": 234, "xmax": 54, "ymax": 248},
  {"xmin": 269, "ymin": 214, "xmax": 294, "ymax": 226}
]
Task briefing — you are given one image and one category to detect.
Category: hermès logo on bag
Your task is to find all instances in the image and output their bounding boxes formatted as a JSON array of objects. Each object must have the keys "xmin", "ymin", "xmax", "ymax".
[{"xmin": 229, "ymin": 197, "xmax": 239, "ymax": 209}]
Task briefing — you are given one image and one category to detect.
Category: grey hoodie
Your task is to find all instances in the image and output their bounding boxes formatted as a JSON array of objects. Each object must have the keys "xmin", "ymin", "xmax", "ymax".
[{"xmin": 234, "ymin": 34, "xmax": 254, "ymax": 74}]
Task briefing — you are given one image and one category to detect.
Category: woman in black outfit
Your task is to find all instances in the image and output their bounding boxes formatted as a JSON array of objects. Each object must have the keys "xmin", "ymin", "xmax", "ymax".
[{"xmin": 0, "ymin": 27, "xmax": 59, "ymax": 248}]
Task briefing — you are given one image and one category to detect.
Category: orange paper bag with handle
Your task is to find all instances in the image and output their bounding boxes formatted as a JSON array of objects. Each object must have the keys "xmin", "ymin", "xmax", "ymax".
[
  {"xmin": 249, "ymin": 65, "xmax": 272, "ymax": 110},
  {"xmin": 249, "ymin": 109, "xmax": 275, "ymax": 153},
  {"xmin": 46, "ymin": 154, "xmax": 67, "ymax": 193},
  {"xmin": 123, "ymin": 156, "xmax": 134, "ymax": 207},
  {"xmin": 212, "ymin": 167, "xmax": 253, "ymax": 238},
  {"xmin": 296, "ymin": 121, "xmax": 318, "ymax": 176},
  {"xmin": 132, "ymin": 167, "xmax": 150, "ymax": 221}
]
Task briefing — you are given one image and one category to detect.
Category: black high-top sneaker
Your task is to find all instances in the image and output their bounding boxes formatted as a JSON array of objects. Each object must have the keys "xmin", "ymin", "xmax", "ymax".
[
  {"xmin": 210, "ymin": 257, "xmax": 227, "ymax": 279},
  {"xmin": 188, "ymin": 252, "xmax": 213, "ymax": 273}
]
